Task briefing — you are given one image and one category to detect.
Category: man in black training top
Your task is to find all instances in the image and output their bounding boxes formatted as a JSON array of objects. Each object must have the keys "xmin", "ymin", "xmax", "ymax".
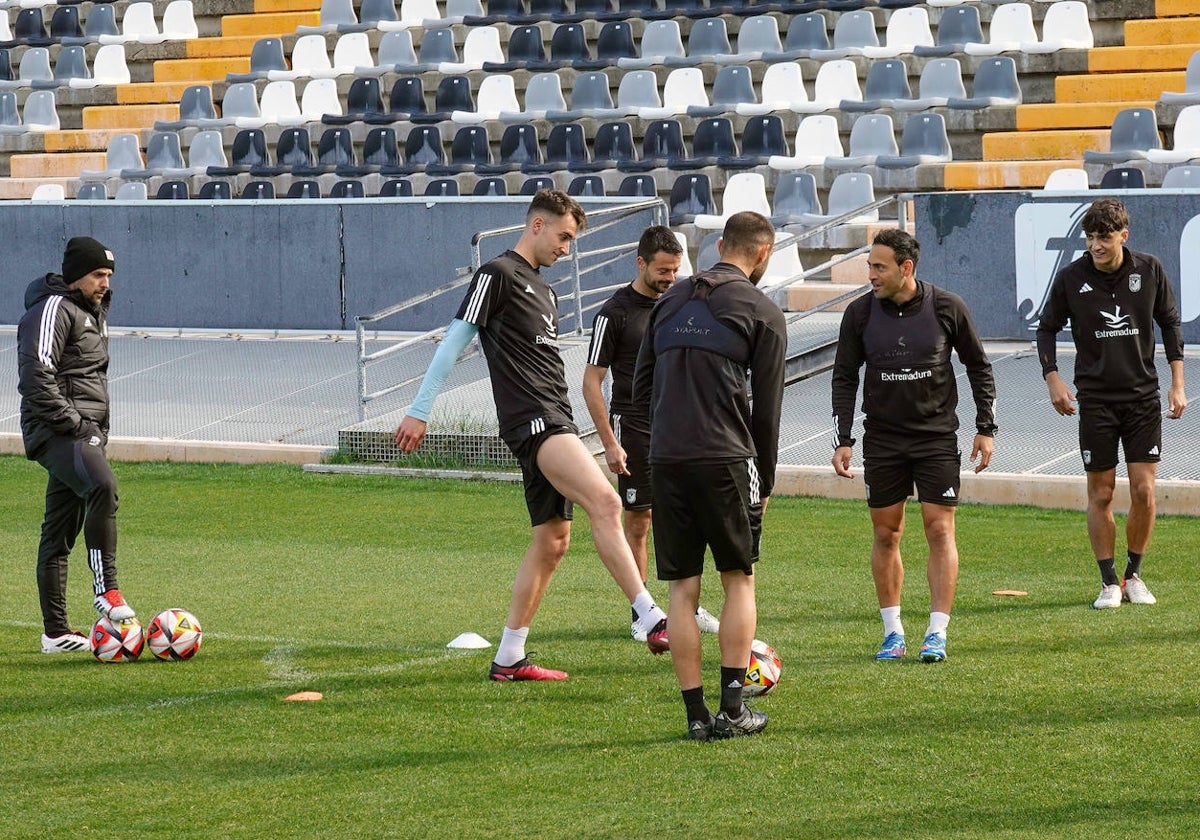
[
  {"xmin": 17, "ymin": 236, "xmax": 137, "ymax": 654},
  {"xmin": 583, "ymin": 225, "xmax": 719, "ymax": 643},
  {"xmin": 831, "ymin": 229, "xmax": 996, "ymax": 664},
  {"xmin": 1036, "ymin": 198, "xmax": 1186, "ymax": 610},
  {"xmin": 395, "ymin": 190, "xmax": 670, "ymax": 682},
  {"xmin": 634, "ymin": 211, "xmax": 787, "ymax": 741}
]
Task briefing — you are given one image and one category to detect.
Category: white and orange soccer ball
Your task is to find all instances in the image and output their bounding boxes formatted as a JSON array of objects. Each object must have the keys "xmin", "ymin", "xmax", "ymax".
[
  {"xmin": 91, "ymin": 616, "xmax": 145, "ymax": 662},
  {"xmin": 743, "ymin": 638, "xmax": 782, "ymax": 697},
  {"xmin": 147, "ymin": 608, "xmax": 203, "ymax": 661}
]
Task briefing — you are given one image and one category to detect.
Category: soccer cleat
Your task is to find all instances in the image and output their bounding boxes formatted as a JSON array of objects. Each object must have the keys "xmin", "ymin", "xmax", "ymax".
[
  {"xmin": 488, "ymin": 658, "xmax": 569, "ymax": 682},
  {"xmin": 687, "ymin": 717, "xmax": 714, "ymax": 742},
  {"xmin": 1122, "ymin": 574, "xmax": 1157, "ymax": 605},
  {"xmin": 694, "ymin": 606, "xmax": 720, "ymax": 634},
  {"xmin": 1093, "ymin": 583, "xmax": 1122, "ymax": 610},
  {"xmin": 94, "ymin": 589, "xmax": 135, "ymax": 621},
  {"xmin": 875, "ymin": 631, "xmax": 906, "ymax": 660},
  {"xmin": 918, "ymin": 632, "xmax": 947, "ymax": 663},
  {"xmin": 646, "ymin": 617, "xmax": 670, "ymax": 655},
  {"xmin": 713, "ymin": 705, "xmax": 768, "ymax": 739},
  {"xmin": 630, "ymin": 619, "xmax": 648, "ymax": 643},
  {"xmin": 41, "ymin": 631, "xmax": 91, "ymax": 654}
]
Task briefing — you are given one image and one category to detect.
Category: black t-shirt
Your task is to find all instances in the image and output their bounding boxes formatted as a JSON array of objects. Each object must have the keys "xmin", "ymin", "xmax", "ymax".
[
  {"xmin": 586, "ymin": 283, "xmax": 657, "ymax": 417},
  {"xmin": 455, "ymin": 250, "xmax": 572, "ymax": 436}
]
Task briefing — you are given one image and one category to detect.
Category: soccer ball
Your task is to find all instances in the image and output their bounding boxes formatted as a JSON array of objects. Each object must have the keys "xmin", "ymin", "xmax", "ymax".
[
  {"xmin": 147, "ymin": 608, "xmax": 203, "ymax": 661},
  {"xmin": 743, "ymin": 638, "xmax": 782, "ymax": 697},
  {"xmin": 91, "ymin": 616, "xmax": 145, "ymax": 662}
]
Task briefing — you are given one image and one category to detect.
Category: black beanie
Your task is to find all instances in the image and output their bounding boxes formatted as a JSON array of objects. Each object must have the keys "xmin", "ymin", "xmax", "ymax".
[{"xmin": 62, "ymin": 236, "xmax": 115, "ymax": 285}]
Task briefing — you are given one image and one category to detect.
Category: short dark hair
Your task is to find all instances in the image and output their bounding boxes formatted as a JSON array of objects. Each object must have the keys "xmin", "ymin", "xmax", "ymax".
[
  {"xmin": 637, "ymin": 225, "xmax": 683, "ymax": 263},
  {"xmin": 1081, "ymin": 198, "xmax": 1129, "ymax": 235},
  {"xmin": 527, "ymin": 189, "xmax": 587, "ymax": 230},
  {"xmin": 720, "ymin": 211, "xmax": 774, "ymax": 259},
  {"xmin": 872, "ymin": 229, "xmax": 920, "ymax": 271}
]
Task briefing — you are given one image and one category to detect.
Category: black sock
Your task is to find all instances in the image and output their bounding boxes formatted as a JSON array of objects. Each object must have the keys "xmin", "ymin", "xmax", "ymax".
[
  {"xmin": 1097, "ymin": 558, "xmax": 1119, "ymax": 587},
  {"xmin": 720, "ymin": 666, "xmax": 746, "ymax": 717},
  {"xmin": 682, "ymin": 687, "xmax": 709, "ymax": 724},
  {"xmin": 1124, "ymin": 551, "xmax": 1143, "ymax": 581}
]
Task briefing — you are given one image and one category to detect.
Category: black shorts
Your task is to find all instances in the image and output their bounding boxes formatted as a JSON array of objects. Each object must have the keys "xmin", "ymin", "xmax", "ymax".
[
  {"xmin": 650, "ymin": 460, "xmax": 763, "ymax": 580},
  {"xmin": 612, "ymin": 412, "xmax": 651, "ymax": 511},
  {"xmin": 503, "ymin": 420, "xmax": 576, "ymax": 527},
  {"xmin": 863, "ymin": 432, "xmax": 961, "ymax": 509},
  {"xmin": 1078, "ymin": 398, "xmax": 1163, "ymax": 472}
]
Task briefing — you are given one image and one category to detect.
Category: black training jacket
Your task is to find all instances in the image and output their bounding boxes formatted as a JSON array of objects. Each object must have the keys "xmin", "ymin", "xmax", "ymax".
[{"xmin": 17, "ymin": 273, "xmax": 111, "ymax": 459}]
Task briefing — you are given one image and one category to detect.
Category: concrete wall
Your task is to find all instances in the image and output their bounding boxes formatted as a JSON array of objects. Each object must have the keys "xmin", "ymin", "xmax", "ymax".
[
  {"xmin": 914, "ymin": 191, "xmax": 1200, "ymax": 344},
  {"xmin": 1, "ymin": 197, "xmax": 662, "ymax": 332}
]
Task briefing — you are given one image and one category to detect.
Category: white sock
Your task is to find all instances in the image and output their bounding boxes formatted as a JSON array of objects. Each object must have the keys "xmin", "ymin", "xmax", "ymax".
[
  {"xmin": 495, "ymin": 626, "xmax": 529, "ymax": 667},
  {"xmin": 632, "ymin": 590, "xmax": 666, "ymax": 629},
  {"xmin": 881, "ymin": 606, "xmax": 904, "ymax": 637},
  {"xmin": 926, "ymin": 611, "xmax": 950, "ymax": 638}
]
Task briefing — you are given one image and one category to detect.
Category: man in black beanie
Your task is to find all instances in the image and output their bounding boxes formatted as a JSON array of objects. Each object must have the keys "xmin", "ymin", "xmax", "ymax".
[{"xmin": 17, "ymin": 236, "xmax": 136, "ymax": 654}]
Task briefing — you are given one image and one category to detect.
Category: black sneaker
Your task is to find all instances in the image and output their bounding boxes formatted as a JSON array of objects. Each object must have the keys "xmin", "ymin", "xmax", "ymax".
[
  {"xmin": 687, "ymin": 717, "xmax": 714, "ymax": 742},
  {"xmin": 713, "ymin": 705, "xmax": 768, "ymax": 739}
]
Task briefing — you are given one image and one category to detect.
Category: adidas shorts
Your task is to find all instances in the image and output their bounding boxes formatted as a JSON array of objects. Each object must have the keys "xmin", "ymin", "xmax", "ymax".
[
  {"xmin": 863, "ymin": 433, "xmax": 961, "ymax": 509},
  {"xmin": 1078, "ymin": 397, "xmax": 1162, "ymax": 473},
  {"xmin": 651, "ymin": 460, "xmax": 762, "ymax": 580},
  {"xmin": 611, "ymin": 412, "xmax": 652, "ymax": 511},
  {"xmin": 503, "ymin": 420, "xmax": 576, "ymax": 527}
]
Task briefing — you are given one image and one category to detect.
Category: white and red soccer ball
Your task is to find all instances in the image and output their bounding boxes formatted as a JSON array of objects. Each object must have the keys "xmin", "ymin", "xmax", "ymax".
[
  {"xmin": 91, "ymin": 616, "xmax": 145, "ymax": 662},
  {"xmin": 146, "ymin": 608, "xmax": 203, "ymax": 661},
  {"xmin": 743, "ymin": 638, "xmax": 782, "ymax": 697}
]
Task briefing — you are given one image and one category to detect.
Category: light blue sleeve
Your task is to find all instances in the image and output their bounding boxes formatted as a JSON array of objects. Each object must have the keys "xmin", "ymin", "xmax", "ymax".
[{"xmin": 407, "ymin": 319, "xmax": 479, "ymax": 422}]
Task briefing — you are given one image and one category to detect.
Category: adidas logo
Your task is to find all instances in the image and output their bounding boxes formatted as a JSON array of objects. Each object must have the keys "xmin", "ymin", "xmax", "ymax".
[
  {"xmin": 1149, "ymin": 445, "xmax": 1160, "ymax": 456},
  {"xmin": 524, "ymin": 284, "xmax": 535, "ymax": 295},
  {"xmin": 1079, "ymin": 283, "xmax": 1093, "ymax": 293},
  {"xmin": 942, "ymin": 487, "xmax": 956, "ymax": 499},
  {"xmin": 725, "ymin": 679, "xmax": 743, "ymax": 689},
  {"xmin": 84, "ymin": 316, "xmax": 92, "ymax": 328}
]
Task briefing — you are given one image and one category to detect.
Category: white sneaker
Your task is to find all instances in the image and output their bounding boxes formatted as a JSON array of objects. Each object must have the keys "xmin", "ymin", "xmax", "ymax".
[
  {"xmin": 1122, "ymin": 574, "xmax": 1157, "ymax": 605},
  {"xmin": 694, "ymin": 606, "xmax": 720, "ymax": 634},
  {"xmin": 1093, "ymin": 584, "xmax": 1122, "ymax": 609},
  {"xmin": 630, "ymin": 619, "xmax": 648, "ymax": 643},
  {"xmin": 94, "ymin": 589, "xmax": 135, "ymax": 621},
  {"xmin": 41, "ymin": 631, "xmax": 91, "ymax": 654}
]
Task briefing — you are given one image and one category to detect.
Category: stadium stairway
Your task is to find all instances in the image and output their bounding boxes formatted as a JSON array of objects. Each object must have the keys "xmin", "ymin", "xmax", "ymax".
[{"xmin": 944, "ymin": 0, "xmax": 1198, "ymax": 190}]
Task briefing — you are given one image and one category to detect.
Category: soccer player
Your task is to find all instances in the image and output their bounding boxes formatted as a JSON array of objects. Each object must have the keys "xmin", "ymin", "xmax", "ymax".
[
  {"xmin": 394, "ymin": 190, "xmax": 670, "ymax": 682},
  {"xmin": 1036, "ymin": 198, "xmax": 1187, "ymax": 609},
  {"xmin": 582, "ymin": 225, "xmax": 720, "ymax": 643},
  {"xmin": 831, "ymin": 229, "xmax": 996, "ymax": 664},
  {"xmin": 633, "ymin": 211, "xmax": 787, "ymax": 740},
  {"xmin": 17, "ymin": 236, "xmax": 136, "ymax": 654}
]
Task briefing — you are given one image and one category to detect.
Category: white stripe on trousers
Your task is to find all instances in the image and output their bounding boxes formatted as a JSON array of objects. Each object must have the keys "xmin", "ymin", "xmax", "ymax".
[{"xmin": 89, "ymin": 548, "xmax": 105, "ymax": 596}]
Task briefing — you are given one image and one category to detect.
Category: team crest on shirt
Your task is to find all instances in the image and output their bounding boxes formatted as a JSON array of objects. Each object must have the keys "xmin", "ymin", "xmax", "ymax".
[
  {"xmin": 1128, "ymin": 273, "xmax": 1141, "ymax": 293},
  {"xmin": 626, "ymin": 488, "xmax": 637, "ymax": 505},
  {"xmin": 1082, "ymin": 450, "xmax": 1092, "ymax": 465}
]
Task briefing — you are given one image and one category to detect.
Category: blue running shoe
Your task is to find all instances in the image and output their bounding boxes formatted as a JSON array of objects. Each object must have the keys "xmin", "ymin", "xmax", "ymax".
[
  {"xmin": 919, "ymin": 632, "xmax": 947, "ymax": 663},
  {"xmin": 875, "ymin": 632, "xmax": 906, "ymax": 660}
]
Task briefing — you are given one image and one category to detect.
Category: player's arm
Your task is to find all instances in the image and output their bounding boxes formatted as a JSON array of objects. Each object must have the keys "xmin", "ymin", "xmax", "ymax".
[
  {"xmin": 749, "ymin": 310, "xmax": 788, "ymax": 500},
  {"xmin": 395, "ymin": 318, "xmax": 479, "ymax": 453},
  {"xmin": 830, "ymin": 303, "xmax": 864, "ymax": 477},
  {"xmin": 17, "ymin": 301, "xmax": 87, "ymax": 436},
  {"xmin": 1035, "ymin": 274, "xmax": 1076, "ymax": 416},
  {"xmin": 945, "ymin": 292, "xmax": 998, "ymax": 440},
  {"xmin": 1151, "ymin": 260, "xmax": 1187, "ymax": 419},
  {"xmin": 582, "ymin": 363, "xmax": 628, "ymax": 475},
  {"xmin": 1168, "ymin": 359, "xmax": 1187, "ymax": 419}
]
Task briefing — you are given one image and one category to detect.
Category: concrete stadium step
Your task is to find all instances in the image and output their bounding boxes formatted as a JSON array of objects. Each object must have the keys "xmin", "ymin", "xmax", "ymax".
[
  {"xmin": 154, "ymin": 56, "xmax": 250, "ymax": 82},
  {"xmin": 1088, "ymin": 44, "xmax": 1200, "ymax": 73},
  {"xmin": 1015, "ymin": 101, "xmax": 1157, "ymax": 131},
  {"xmin": 185, "ymin": 35, "xmax": 270, "ymax": 58},
  {"xmin": 220, "ymin": 10, "xmax": 319, "ymax": 37},
  {"xmin": 41, "ymin": 129, "xmax": 152, "ymax": 153},
  {"xmin": 0, "ymin": 177, "xmax": 73, "ymax": 199},
  {"xmin": 786, "ymin": 282, "xmax": 860, "ymax": 314},
  {"xmin": 1054, "ymin": 70, "xmax": 1185, "ymax": 102},
  {"xmin": 942, "ymin": 160, "xmax": 1082, "ymax": 191},
  {"xmin": 982, "ymin": 129, "xmax": 1109, "ymax": 161},
  {"xmin": 11, "ymin": 152, "xmax": 106, "ymax": 179},
  {"xmin": 254, "ymin": 0, "xmax": 321, "ymax": 12},
  {"xmin": 1125, "ymin": 16, "xmax": 1200, "ymax": 46},
  {"xmin": 1154, "ymin": 0, "xmax": 1196, "ymax": 17},
  {"xmin": 116, "ymin": 81, "xmax": 205, "ymax": 106},
  {"xmin": 81, "ymin": 104, "xmax": 179, "ymax": 130}
]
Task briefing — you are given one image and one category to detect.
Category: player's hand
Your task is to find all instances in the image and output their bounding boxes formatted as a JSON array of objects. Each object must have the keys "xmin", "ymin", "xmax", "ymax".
[
  {"xmin": 1046, "ymin": 373, "xmax": 1077, "ymax": 416},
  {"xmin": 604, "ymin": 443, "xmax": 630, "ymax": 476},
  {"xmin": 394, "ymin": 415, "xmax": 427, "ymax": 454},
  {"xmin": 832, "ymin": 446, "xmax": 854, "ymax": 478},
  {"xmin": 1167, "ymin": 385, "xmax": 1187, "ymax": 419},
  {"xmin": 970, "ymin": 434, "xmax": 993, "ymax": 474},
  {"xmin": 760, "ymin": 495, "xmax": 770, "ymax": 514}
]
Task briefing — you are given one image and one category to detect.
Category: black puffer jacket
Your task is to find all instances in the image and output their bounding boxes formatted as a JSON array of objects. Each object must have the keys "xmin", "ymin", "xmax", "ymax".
[{"xmin": 17, "ymin": 273, "xmax": 111, "ymax": 459}]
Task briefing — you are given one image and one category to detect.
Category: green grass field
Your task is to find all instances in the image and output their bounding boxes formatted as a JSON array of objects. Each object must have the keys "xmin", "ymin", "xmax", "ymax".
[{"xmin": 1, "ymin": 456, "xmax": 1197, "ymax": 839}]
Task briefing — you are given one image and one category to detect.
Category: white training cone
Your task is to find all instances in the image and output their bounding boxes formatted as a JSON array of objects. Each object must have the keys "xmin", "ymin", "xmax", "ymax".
[{"xmin": 447, "ymin": 632, "xmax": 491, "ymax": 649}]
